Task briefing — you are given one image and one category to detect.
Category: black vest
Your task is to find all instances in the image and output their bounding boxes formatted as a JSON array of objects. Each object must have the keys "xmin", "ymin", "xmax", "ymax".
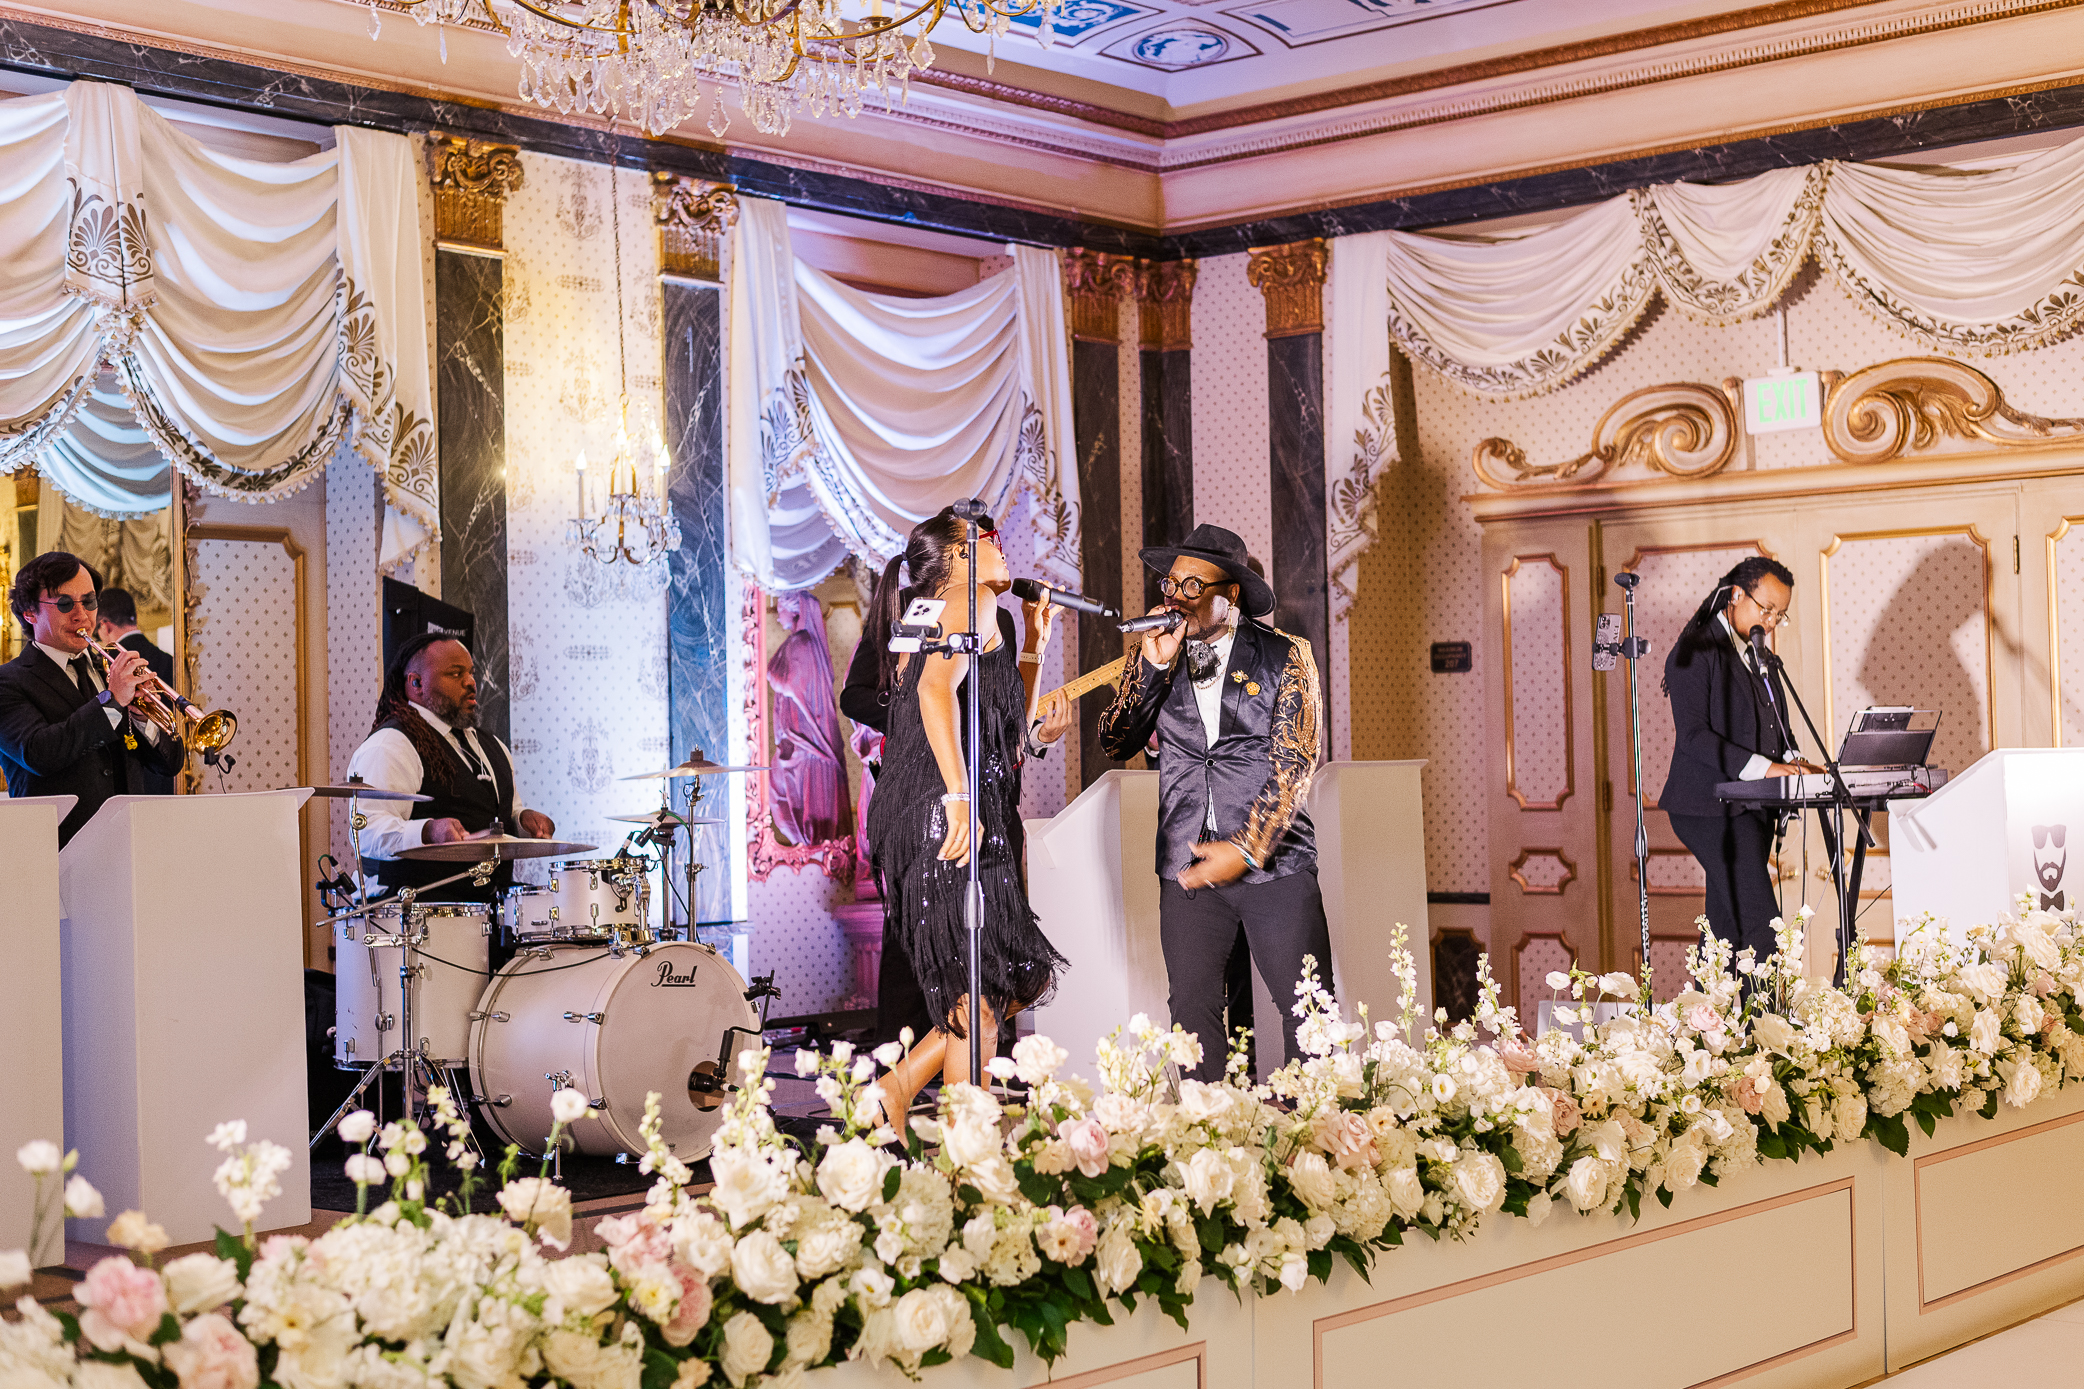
[
  {"xmin": 1149, "ymin": 619, "xmax": 1316, "ymax": 883},
  {"xmin": 360, "ymin": 715, "xmax": 515, "ymax": 899}
]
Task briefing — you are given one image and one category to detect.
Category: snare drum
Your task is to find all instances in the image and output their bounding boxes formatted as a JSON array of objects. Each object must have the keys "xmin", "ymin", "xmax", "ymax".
[
  {"xmin": 334, "ymin": 902, "xmax": 493, "ymax": 1067},
  {"xmin": 505, "ymin": 855, "xmax": 653, "ymax": 943},
  {"xmin": 469, "ymin": 941, "xmax": 760, "ymax": 1159}
]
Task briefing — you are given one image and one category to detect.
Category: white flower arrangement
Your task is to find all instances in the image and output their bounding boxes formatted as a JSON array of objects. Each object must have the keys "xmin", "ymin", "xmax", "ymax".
[{"xmin": 6, "ymin": 906, "xmax": 2084, "ymax": 1389}]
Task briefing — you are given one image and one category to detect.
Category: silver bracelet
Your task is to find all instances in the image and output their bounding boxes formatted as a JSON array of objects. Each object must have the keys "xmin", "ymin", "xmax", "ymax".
[{"xmin": 941, "ymin": 791, "xmax": 970, "ymax": 803}]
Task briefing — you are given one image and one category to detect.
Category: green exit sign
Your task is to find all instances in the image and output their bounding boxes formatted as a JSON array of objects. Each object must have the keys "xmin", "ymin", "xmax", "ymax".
[{"xmin": 1743, "ymin": 371, "xmax": 1821, "ymax": 434}]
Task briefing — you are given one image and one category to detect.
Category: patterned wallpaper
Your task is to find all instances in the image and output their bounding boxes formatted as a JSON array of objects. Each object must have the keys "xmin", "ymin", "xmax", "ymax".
[
  {"xmin": 189, "ymin": 538, "xmax": 302, "ymax": 803},
  {"xmin": 1823, "ymin": 531, "xmax": 1992, "ymax": 775},
  {"xmin": 2057, "ymin": 522, "xmax": 2084, "ymax": 746},
  {"xmin": 1187, "ymin": 254, "xmax": 1272, "ymax": 572},
  {"xmin": 1502, "ymin": 555, "xmax": 1570, "ymax": 809},
  {"xmin": 501, "ymin": 154, "xmax": 672, "ymax": 899},
  {"xmin": 325, "ymin": 447, "xmax": 383, "ymax": 871}
]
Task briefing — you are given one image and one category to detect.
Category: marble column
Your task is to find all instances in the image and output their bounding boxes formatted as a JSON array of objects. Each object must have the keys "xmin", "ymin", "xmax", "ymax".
[
  {"xmin": 1137, "ymin": 260, "xmax": 1196, "ymax": 610},
  {"xmin": 1247, "ymin": 240, "xmax": 1331, "ymax": 745},
  {"xmin": 1064, "ymin": 250, "xmax": 1137, "ymax": 790},
  {"xmin": 429, "ymin": 136, "xmax": 523, "ymax": 745},
  {"xmin": 656, "ymin": 176, "xmax": 737, "ymax": 926}
]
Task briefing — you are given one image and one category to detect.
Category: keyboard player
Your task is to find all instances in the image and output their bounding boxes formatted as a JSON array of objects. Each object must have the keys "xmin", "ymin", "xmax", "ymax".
[{"xmin": 1659, "ymin": 559, "xmax": 1821, "ymax": 962}]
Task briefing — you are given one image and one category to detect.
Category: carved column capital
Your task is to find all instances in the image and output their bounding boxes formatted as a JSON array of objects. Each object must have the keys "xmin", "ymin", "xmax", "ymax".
[
  {"xmin": 1062, "ymin": 248, "xmax": 1139, "ymax": 344},
  {"xmin": 1136, "ymin": 258, "xmax": 1197, "ymax": 352},
  {"xmin": 652, "ymin": 173, "xmax": 738, "ymax": 283},
  {"xmin": 1246, "ymin": 239, "xmax": 1329, "ymax": 338},
  {"xmin": 426, "ymin": 135, "xmax": 524, "ymax": 252}
]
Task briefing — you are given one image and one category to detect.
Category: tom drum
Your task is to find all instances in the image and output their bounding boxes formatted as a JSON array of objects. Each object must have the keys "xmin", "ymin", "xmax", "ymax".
[{"xmin": 334, "ymin": 902, "xmax": 493, "ymax": 1067}]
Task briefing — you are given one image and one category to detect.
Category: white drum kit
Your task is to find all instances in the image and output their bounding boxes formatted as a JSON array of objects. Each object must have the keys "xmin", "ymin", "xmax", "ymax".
[{"xmin": 309, "ymin": 752, "xmax": 769, "ymax": 1165}]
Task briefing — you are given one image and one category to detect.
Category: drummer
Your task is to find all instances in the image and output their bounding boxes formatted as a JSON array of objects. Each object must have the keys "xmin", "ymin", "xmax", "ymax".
[{"xmin": 345, "ymin": 632, "xmax": 555, "ymax": 906}]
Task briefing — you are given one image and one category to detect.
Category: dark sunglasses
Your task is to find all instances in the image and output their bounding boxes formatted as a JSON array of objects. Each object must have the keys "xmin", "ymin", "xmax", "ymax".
[{"xmin": 38, "ymin": 593, "xmax": 99, "ymax": 614}]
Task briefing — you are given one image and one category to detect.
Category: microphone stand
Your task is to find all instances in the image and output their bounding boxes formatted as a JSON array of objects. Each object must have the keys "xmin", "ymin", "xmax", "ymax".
[
  {"xmin": 1614, "ymin": 573, "xmax": 1652, "ymax": 980},
  {"xmin": 1751, "ymin": 632, "xmax": 1875, "ymax": 986}
]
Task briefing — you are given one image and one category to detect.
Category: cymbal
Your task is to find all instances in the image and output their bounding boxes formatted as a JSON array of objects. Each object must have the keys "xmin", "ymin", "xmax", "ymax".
[
  {"xmin": 398, "ymin": 835, "xmax": 597, "ymax": 862},
  {"xmin": 608, "ymin": 811, "xmax": 728, "ymax": 826},
  {"xmin": 304, "ymin": 782, "xmax": 433, "ymax": 802},
  {"xmin": 619, "ymin": 756, "xmax": 767, "ymax": 781}
]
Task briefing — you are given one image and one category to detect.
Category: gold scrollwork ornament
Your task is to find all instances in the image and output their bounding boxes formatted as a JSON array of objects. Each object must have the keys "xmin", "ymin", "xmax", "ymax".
[{"xmin": 1473, "ymin": 380, "xmax": 1740, "ymax": 489}]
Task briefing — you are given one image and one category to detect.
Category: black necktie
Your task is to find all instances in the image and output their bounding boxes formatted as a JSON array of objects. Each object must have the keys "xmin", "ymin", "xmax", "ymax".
[
  {"xmin": 453, "ymin": 732, "xmax": 488, "ymax": 779},
  {"xmin": 70, "ymin": 656, "xmax": 96, "ymax": 700}
]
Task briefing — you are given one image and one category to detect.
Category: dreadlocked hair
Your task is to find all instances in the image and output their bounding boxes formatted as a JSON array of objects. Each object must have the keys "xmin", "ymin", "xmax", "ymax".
[
  {"xmin": 865, "ymin": 506, "xmax": 972, "ymax": 695},
  {"xmin": 372, "ymin": 633, "xmax": 472, "ymax": 792},
  {"xmin": 1663, "ymin": 555, "xmax": 1796, "ymax": 693}
]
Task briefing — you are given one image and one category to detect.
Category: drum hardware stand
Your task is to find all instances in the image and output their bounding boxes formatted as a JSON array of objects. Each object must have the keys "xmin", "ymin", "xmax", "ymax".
[{"xmin": 1749, "ymin": 639, "xmax": 1875, "ymax": 987}]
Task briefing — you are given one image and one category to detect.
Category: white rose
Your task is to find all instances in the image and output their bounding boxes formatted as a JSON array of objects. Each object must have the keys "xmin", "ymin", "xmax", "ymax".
[
  {"xmin": 543, "ymin": 1330, "xmax": 643, "ymax": 1389},
  {"xmin": 891, "ymin": 1287, "xmax": 952, "ymax": 1353},
  {"xmin": 1565, "ymin": 1156, "xmax": 1610, "ymax": 1213},
  {"xmin": 940, "ymin": 1115, "xmax": 1000, "ymax": 1169},
  {"xmin": 1095, "ymin": 1223, "xmax": 1142, "ymax": 1295},
  {"xmin": 719, "ymin": 1312, "xmax": 774, "ymax": 1387},
  {"xmin": 1750, "ymin": 1013, "xmax": 1796, "ymax": 1053},
  {"xmin": 335, "ymin": 1112, "xmax": 376, "ymax": 1146},
  {"xmin": 1969, "ymin": 1009, "xmax": 2002, "ymax": 1055},
  {"xmin": 815, "ymin": 1139, "xmax": 887, "ymax": 1214},
  {"xmin": 0, "ymin": 1248, "xmax": 30, "ymax": 1289},
  {"xmin": 542, "ymin": 1253, "xmax": 618, "ymax": 1319},
  {"xmin": 1286, "ymin": 1151, "xmax": 1335, "ymax": 1211},
  {"xmin": 1385, "ymin": 1167, "xmax": 1425, "ymax": 1220},
  {"xmin": 706, "ymin": 1149, "xmax": 787, "ymax": 1230},
  {"xmin": 550, "ymin": 1089, "xmax": 591, "ymax": 1126},
  {"xmin": 496, "ymin": 1177, "xmax": 573, "ymax": 1249},
  {"xmin": 162, "ymin": 1252, "xmax": 242, "ymax": 1315},
  {"xmin": 730, "ymin": 1230, "xmax": 800, "ymax": 1305},
  {"xmin": 1180, "ymin": 1148, "xmax": 1236, "ymax": 1214},
  {"xmin": 2003, "ymin": 1057, "xmax": 2044, "ymax": 1108},
  {"xmin": 1665, "ymin": 1144, "xmax": 1706, "ymax": 1192},
  {"xmin": 1524, "ymin": 1192, "xmax": 1554, "ymax": 1228},
  {"xmin": 1010, "ymin": 1036, "xmax": 1068, "ymax": 1085},
  {"xmin": 16, "ymin": 1141, "xmax": 62, "ymax": 1175},
  {"xmin": 1449, "ymin": 1152, "xmax": 1506, "ymax": 1214}
]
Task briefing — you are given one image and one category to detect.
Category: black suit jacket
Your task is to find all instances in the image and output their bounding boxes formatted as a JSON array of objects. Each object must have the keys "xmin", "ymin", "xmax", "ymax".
[
  {"xmin": 1659, "ymin": 627, "xmax": 1788, "ymax": 818},
  {"xmin": 1097, "ymin": 616, "xmax": 1320, "ymax": 882},
  {"xmin": 0, "ymin": 646, "xmax": 186, "ymax": 844},
  {"xmin": 116, "ymin": 633, "xmax": 177, "ymax": 795}
]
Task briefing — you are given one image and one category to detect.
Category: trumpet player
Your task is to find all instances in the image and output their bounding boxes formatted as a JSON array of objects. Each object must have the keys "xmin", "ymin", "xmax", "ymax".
[{"xmin": 0, "ymin": 552, "xmax": 184, "ymax": 845}]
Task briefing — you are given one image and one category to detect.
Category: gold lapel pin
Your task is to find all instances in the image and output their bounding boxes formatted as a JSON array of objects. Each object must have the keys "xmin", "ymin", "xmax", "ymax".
[
  {"xmin": 1246, "ymin": 681, "xmax": 1261, "ymax": 696},
  {"xmin": 1231, "ymin": 670, "xmax": 1245, "ymax": 683}
]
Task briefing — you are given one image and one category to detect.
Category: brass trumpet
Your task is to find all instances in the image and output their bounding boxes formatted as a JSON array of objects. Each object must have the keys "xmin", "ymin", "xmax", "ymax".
[{"xmin": 87, "ymin": 642, "xmax": 239, "ymax": 753}]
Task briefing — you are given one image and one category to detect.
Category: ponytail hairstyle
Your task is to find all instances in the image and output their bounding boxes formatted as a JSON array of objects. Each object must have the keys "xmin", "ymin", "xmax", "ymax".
[
  {"xmin": 1665, "ymin": 555, "xmax": 1797, "ymax": 688},
  {"xmin": 865, "ymin": 506, "xmax": 971, "ymax": 694}
]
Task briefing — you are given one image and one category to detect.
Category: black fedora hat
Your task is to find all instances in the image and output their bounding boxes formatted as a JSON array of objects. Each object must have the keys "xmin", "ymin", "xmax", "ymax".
[{"xmin": 1140, "ymin": 524, "xmax": 1276, "ymax": 618}]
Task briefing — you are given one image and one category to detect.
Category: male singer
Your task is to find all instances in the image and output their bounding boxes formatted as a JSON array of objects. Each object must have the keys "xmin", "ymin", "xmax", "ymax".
[
  {"xmin": 345, "ymin": 632, "xmax": 554, "ymax": 901},
  {"xmin": 96, "ymin": 587, "xmax": 176, "ymax": 796},
  {"xmin": 1099, "ymin": 523, "xmax": 1328, "ymax": 1080},
  {"xmin": 1660, "ymin": 557, "xmax": 1821, "ymax": 960},
  {"xmin": 0, "ymin": 552, "xmax": 183, "ymax": 844}
]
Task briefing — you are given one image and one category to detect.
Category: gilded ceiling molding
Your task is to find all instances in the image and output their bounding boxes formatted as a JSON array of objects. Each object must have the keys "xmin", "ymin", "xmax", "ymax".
[
  {"xmin": 652, "ymin": 173, "xmax": 738, "ymax": 283},
  {"xmin": 1062, "ymin": 249, "xmax": 1139, "ymax": 344},
  {"xmin": 1136, "ymin": 260, "xmax": 1197, "ymax": 353},
  {"xmin": 1474, "ymin": 381, "xmax": 1742, "ymax": 490},
  {"xmin": 1821, "ymin": 356, "xmax": 2084, "ymax": 463},
  {"xmin": 1246, "ymin": 240, "xmax": 1328, "ymax": 339},
  {"xmin": 426, "ymin": 135, "xmax": 525, "ymax": 253}
]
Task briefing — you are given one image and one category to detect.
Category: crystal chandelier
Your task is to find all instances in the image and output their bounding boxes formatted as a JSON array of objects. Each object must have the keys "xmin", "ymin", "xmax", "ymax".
[
  {"xmin": 568, "ymin": 167, "xmax": 680, "ymax": 568},
  {"xmin": 374, "ymin": 0, "xmax": 1070, "ymax": 138}
]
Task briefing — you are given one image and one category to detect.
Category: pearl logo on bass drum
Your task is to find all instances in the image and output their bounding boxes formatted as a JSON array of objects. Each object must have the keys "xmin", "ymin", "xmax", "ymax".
[{"xmin": 654, "ymin": 959, "xmax": 699, "ymax": 987}]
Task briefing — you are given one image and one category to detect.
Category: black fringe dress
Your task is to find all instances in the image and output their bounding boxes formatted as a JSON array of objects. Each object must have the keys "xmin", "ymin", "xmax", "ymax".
[{"xmin": 866, "ymin": 608, "xmax": 1065, "ymax": 1038}]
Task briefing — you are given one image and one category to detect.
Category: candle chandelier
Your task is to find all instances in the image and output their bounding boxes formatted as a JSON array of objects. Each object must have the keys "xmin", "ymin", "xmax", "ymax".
[
  {"xmin": 569, "ymin": 168, "xmax": 681, "ymax": 568},
  {"xmin": 374, "ymin": 0, "xmax": 1071, "ymax": 138}
]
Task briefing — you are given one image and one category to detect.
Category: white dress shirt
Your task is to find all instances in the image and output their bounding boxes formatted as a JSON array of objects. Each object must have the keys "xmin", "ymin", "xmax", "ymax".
[
  {"xmin": 35, "ymin": 640, "xmax": 162, "ymax": 741},
  {"xmin": 1188, "ymin": 611, "xmax": 1239, "ymax": 836},
  {"xmin": 344, "ymin": 701, "xmax": 527, "ymax": 859},
  {"xmin": 1718, "ymin": 614, "xmax": 1788, "ymax": 781}
]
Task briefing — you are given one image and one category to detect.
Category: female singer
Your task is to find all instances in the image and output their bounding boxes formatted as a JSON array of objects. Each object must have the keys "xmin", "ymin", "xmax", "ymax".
[{"xmin": 864, "ymin": 506, "xmax": 1073, "ymax": 1124}]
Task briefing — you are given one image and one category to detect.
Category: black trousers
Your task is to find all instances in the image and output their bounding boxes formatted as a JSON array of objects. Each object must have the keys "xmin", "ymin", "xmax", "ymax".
[
  {"xmin": 1160, "ymin": 869, "xmax": 1331, "ymax": 1083},
  {"xmin": 1669, "ymin": 810, "xmax": 1782, "ymax": 963}
]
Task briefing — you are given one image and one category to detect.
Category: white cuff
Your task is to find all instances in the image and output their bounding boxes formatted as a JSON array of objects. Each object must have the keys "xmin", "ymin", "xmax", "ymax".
[{"xmin": 1739, "ymin": 753, "xmax": 1775, "ymax": 781}]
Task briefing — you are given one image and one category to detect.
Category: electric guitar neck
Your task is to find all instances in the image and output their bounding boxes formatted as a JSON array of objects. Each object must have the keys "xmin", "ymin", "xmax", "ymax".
[{"xmin": 1040, "ymin": 656, "xmax": 1128, "ymax": 704}]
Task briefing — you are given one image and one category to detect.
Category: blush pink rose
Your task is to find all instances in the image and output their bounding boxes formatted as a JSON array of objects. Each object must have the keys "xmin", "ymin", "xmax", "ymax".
[
  {"xmin": 1060, "ymin": 1117, "xmax": 1111, "ymax": 1179},
  {"xmin": 163, "ymin": 1313, "xmax": 259, "ymax": 1389},
  {"xmin": 1056, "ymin": 1206, "xmax": 1099, "ymax": 1262},
  {"xmin": 1311, "ymin": 1110, "xmax": 1379, "ymax": 1171},
  {"xmin": 1732, "ymin": 1075, "xmax": 1765, "ymax": 1115},
  {"xmin": 599, "ymin": 1214, "xmax": 674, "ymax": 1275},
  {"xmin": 1540, "ymin": 1086, "xmax": 1582, "ymax": 1138},
  {"xmin": 78, "ymin": 1255, "xmax": 170, "ymax": 1349},
  {"xmin": 1497, "ymin": 1042, "xmax": 1540, "ymax": 1076},
  {"xmin": 662, "ymin": 1264, "xmax": 713, "ymax": 1348}
]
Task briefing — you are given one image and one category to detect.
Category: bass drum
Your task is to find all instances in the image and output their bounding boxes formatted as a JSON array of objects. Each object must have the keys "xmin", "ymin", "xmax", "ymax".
[{"xmin": 469, "ymin": 941, "xmax": 761, "ymax": 1160}]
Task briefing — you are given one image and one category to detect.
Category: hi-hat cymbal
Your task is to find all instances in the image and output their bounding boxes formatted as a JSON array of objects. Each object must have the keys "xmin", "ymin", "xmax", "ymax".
[
  {"xmin": 304, "ymin": 782, "xmax": 433, "ymax": 802},
  {"xmin": 398, "ymin": 835, "xmax": 597, "ymax": 862},
  {"xmin": 608, "ymin": 811, "xmax": 727, "ymax": 826},
  {"xmin": 619, "ymin": 756, "xmax": 767, "ymax": 781}
]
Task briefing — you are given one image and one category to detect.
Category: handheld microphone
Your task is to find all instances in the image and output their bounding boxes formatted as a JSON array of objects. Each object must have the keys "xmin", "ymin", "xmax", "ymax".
[
  {"xmin": 1119, "ymin": 610, "xmax": 1186, "ymax": 634},
  {"xmin": 1009, "ymin": 578, "xmax": 1118, "ymax": 618}
]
